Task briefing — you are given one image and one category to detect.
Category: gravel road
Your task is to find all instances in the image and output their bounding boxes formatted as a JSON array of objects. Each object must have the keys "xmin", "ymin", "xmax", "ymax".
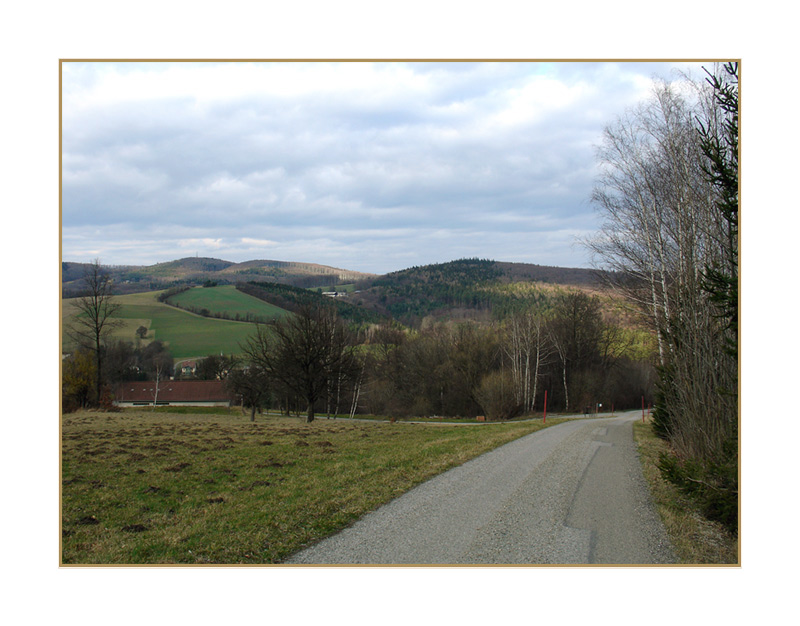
[{"xmin": 285, "ymin": 411, "xmax": 675, "ymax": 565}]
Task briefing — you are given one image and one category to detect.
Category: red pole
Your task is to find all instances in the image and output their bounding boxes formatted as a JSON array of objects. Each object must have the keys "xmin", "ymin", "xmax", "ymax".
[
  {"xmin": 543, "ymin": 390, "xmax": 547, "ymax": 424},
  {"xmin": 642, "ymin": 396, "xmax": 645, "ymax": 422}
]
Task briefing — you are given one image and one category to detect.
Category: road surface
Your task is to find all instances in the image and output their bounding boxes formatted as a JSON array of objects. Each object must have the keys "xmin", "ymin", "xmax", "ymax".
[{"xmin": 286, "ymin": 411, "xmax": 675, "ymax": 565}]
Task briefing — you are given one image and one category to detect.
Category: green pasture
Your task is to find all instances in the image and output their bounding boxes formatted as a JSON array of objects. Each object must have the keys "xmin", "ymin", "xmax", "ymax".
[
  {"xmin": 166, "ymin": 285, "xmax": 291, "ymax": 322},
  {"xmin": 62, "ymin": 290, "xmax": 263, "ymax": 361}
]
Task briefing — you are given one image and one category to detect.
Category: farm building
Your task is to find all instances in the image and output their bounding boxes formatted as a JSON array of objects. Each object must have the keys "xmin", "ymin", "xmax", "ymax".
[{"xmin": 113, "ymin": 380, "xmax": 234, "ymax": 407}]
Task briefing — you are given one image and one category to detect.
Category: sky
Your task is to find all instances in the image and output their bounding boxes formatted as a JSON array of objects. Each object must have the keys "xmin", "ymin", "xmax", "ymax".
[{"xmin": 61, "ymin": 60, "xmax": 709, "ymax": 275}]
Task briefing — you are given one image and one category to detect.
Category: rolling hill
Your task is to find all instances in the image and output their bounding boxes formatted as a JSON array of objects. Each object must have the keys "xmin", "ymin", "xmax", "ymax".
[
  {"xmin": 61, "ymin": 257, "xmax": 377, "ymax": 297},
  {"xmin": 61, "ymin": 290, "xmax": 263, "ymax": 361},
  {"xmin": 62, "ymin": 257, "xmax": 616, "ymax": 358},
  {"xmin": 163, "ymin": 284, "xmax": 292, "ymax": 323},
  {"xmin": 345, "ymin": 258, "xmax": 607, "ymax": 325}
]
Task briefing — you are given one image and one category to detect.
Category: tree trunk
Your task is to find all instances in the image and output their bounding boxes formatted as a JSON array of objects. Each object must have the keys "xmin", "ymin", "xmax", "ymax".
[
  {"xmin": 152, "ymin": 367, "xmax": 161, "ymax": 410},
  {"xmin": 95, "ymin": 335, "xmax": 103, "ymax": 406},
  {"xmin": 335, "ymin": 369, "xmax": 343, "ymax": 417},
  {"xmin": 532, "ymin": 341, "xmax": 541, "ymax": 414}
]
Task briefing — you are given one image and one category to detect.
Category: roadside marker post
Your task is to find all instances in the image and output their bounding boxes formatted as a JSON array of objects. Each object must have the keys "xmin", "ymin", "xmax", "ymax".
[{"xmin": 543, "ymin": 390, "xmax": 547, "ymax": 424}]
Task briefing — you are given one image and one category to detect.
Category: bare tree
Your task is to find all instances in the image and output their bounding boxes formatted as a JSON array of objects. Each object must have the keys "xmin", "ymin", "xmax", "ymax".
[
  {"xmin": 502, "ymin": 309, "xmax": 552, "ymax": 414},
  {"xmin": 547, "ymin": 291, "xmax": 605, "ymax": 413},
  {"xmin": 227, "ymin": 365, "xmax": 272, "ymax": 422},
  {"xmin": 242, "ymin": 305, "xmax": 357, "ymax": 423},
  {"xmin": 66, "ymin": 259, "xmax": 121, "ymax": 405},
  {"xmin": 449, "ymin": 322, "xmax": 499, "ymax": 413},
  {"xmin": 151, "ymin": 362, "xmax": 165, "ymax": 409},
  {"xmin": 349, "ymin": 357, "xmax": 366, "ymax": 419},
  {"xmin": 586, "ymin": 71, "xmax": 737, "ymax": 463}
]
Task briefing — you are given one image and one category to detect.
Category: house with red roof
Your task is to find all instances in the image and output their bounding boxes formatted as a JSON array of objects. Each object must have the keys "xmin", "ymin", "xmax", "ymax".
[{"xmin": 113, "ymin": 380, "xmax": 235, "ymax": 407}]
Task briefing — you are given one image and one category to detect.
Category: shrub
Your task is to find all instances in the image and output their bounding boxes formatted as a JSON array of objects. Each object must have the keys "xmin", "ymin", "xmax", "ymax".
[
  {"xmin": 657, "ymin": 439, "xmax": 738, "ymax": 535},
  {"xmin": 474, "ymin": 370, "xmax": 521, "ymax": 421}
]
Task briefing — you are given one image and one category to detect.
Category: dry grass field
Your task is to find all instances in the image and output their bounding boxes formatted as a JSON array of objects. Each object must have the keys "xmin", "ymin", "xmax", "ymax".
[{"xmin": 61, "ymin": 409, "xmax": 563, "ymax": 565}]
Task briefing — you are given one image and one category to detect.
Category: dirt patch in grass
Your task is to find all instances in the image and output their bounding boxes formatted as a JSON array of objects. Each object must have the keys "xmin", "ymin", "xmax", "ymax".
[
  {"xmin": 164, "ymin": 462, "xmax": 191, "ymax": 472},
  {"xmin": 122, "ymin": 524, "xmax": 148, "ymax": 533}
]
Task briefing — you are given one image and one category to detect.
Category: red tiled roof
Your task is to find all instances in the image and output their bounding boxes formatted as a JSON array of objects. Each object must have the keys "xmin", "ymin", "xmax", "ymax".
[{"xmin": 114, "ymin": 380, "xmax": 233, "ymax": 403}]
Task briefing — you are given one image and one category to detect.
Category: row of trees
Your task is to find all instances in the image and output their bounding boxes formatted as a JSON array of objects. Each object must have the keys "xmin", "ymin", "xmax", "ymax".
[
  {"xmin": 62, "ymin": 338, "xmax": 176, "ymax": 411},
  {"xmin": 587, "ymin": 64, "xmax": 738, "ymax": 532},
  {"xmin": 360, "ymin": 292, "xmax": 652, "ymax": 420},
  {"xmin": 231, "ymin": 291, "xmax": 655, "ymax": 424}
]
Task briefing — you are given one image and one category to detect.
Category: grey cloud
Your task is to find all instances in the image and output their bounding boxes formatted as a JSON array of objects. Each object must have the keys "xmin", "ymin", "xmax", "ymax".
[{"xmin": 61, "ymin": 61, "xmax": 707, "ymax": 274}]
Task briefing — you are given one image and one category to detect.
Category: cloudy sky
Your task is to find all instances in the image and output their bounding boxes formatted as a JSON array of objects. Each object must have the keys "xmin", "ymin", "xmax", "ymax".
[{"xmin": 61, "ymin": 60, "xmax": 708, "ymax": 275}]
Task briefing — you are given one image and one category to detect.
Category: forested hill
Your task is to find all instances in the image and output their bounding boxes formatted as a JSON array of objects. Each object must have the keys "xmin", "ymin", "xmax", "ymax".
[
  {"xmin": 492, "ymin": 261, "xmax": 601, "ymax": 285},
  {"xmin": 347, "ymin": 258, "xmax": 607, "ymax": 325},
  {"xmin": 63, "ymin": 256, "xmax": 610, "ymax": 327},
  {"xmin": 236, "ymin": 281, "xmax": 388, "ymax": 326}
]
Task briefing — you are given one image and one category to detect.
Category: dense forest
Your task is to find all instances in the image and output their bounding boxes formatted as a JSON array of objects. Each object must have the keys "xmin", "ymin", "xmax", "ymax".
[
  {"xmin": 237, "ymin": 281, "xmax": 388, "ymax": 326},
  {"xmin": 346, "ymin": 258, "xmax": 606, "ymax": 325}
]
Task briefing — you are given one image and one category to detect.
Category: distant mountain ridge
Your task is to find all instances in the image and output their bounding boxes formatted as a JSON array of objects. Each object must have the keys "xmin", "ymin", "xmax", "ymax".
[
  {"xmin": 62, "ymin": 256, "xmax": 611, "ymax": 328},
  {"xmin": 63, "ymin": 256, "xmax": 602, "ymax": 294},
  {"xmin": 62, "ymin": 256, "xmax": 609, "ymax": 326},
  {"xmin": 61, "ymin": 257, "xmax": 377, "ymax": 296}
]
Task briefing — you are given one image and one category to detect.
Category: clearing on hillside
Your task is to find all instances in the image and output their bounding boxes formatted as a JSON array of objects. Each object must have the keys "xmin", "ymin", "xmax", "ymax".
[
  {"xmin": 62, "ymin": 290, "xmax": 264, "ymax": 360},
  {"xmin": 164, "ymin": 285, "xmax": 291, "ymax": 323}
]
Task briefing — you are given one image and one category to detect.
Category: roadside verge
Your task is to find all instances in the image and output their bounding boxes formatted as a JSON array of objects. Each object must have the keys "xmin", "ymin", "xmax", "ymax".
[{"xmin": 633, "ymin": 418, "xmax": 738, "ymax": 564}]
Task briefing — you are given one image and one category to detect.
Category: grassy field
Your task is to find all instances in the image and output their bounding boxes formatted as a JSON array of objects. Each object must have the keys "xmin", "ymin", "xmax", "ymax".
[
  {"xmin": 165, "ymin": 285, "xmax": 291, "ymax": 322},
  {"xmin": 61, "ymin": 409, "xmax": 566, "ymax": 564},
  {"xmin": 633, "ymin": 418, "xmax": 738, "ymax": 564},
  {"xmin": 62, "ymin": 291, "xmax": 262, "ymax": 361}
]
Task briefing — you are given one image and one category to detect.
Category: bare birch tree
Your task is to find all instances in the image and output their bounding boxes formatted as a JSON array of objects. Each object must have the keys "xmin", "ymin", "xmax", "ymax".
[
  {"xmin": 502, "ymin": 310, "xmax": 552, "ymax": 414},
  {"xmin": 586, "ymin": 69, "xmax": 738, "ymax": 466}
]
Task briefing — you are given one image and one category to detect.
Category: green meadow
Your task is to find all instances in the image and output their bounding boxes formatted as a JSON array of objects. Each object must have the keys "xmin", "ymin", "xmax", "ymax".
[
  {"xmin": 61, "ymin": 290, "xmax": 269, "ymax": 361},
  {"xmin": 166, "ymin": 285, "xmax": 291, "ymax": 322}
]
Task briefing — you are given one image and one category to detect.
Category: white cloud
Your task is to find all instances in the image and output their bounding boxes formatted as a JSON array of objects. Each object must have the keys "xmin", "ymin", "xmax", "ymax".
[
  {"xmin": 177, "ymin": 238, "xmax": 224, "ymax": 250},
  {"xmin": 61, "ymin": 60, "xmax": 713, "ymax": 274},
  {"xmin": 240, "ymin": 237, "xmax": 279, "ymax": 247}
]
